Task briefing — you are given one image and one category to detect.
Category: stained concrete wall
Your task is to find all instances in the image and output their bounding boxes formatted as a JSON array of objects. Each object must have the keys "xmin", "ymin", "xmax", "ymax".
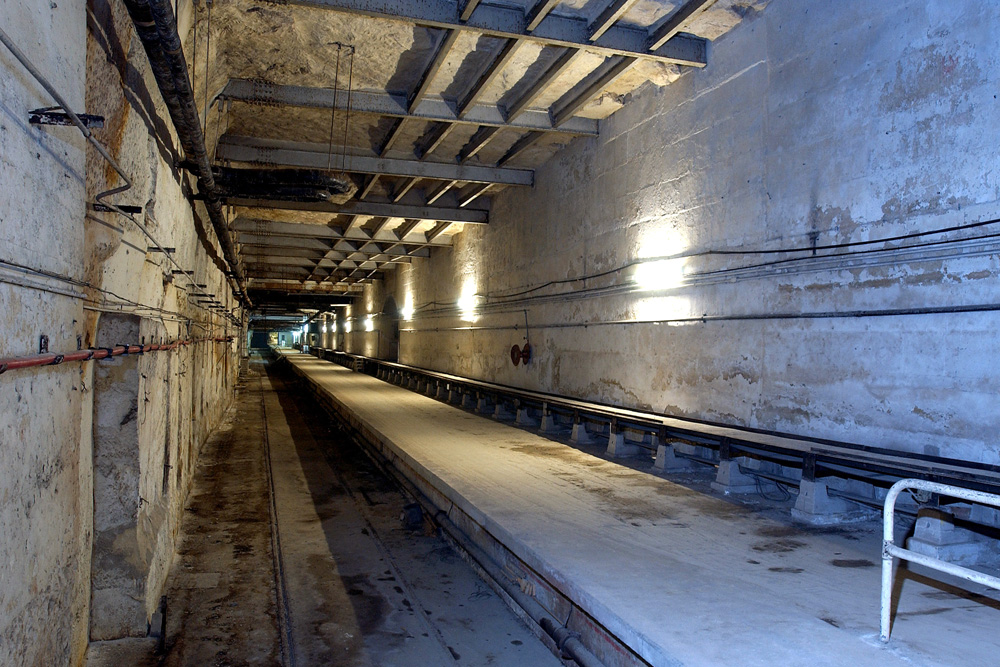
[
  {"xmin": 382, "ymin": 0, "xmax": 1000, "ymax": 465},
  {"xmin": 0, "ymin": 1, "xmax": 90, "ymax": 663},
  {"xmin": 0, "ymin": 0, "xmax": 240, "ymax": 663}
]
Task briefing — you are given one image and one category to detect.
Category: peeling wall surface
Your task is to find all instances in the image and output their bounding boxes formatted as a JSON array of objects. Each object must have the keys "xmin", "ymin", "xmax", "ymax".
[
  {"xmin": 0, "ymin": 0, "xmax": 241, "ymax": 663},
  {"xmin": 376, "ymin": 0, "xmax": 1000, "ymax": 465}
]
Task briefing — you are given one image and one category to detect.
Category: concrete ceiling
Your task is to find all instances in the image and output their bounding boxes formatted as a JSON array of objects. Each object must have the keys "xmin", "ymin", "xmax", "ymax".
[{"xmin": 184, "ymin": 0, "xmax": 767, "ymax": 308}]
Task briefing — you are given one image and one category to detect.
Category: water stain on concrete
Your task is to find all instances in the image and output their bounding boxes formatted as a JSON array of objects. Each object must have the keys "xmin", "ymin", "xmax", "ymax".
[
  {"xmin": 830, "ymin": 559, "xmax": 876, "ymax": 568},
  {"xmin": 752, "ymin": 539, "xmax": 807, "ymax": 553}
]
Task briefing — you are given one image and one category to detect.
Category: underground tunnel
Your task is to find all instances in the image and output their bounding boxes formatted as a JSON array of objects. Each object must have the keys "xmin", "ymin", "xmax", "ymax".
[{"xmin": 2, "ymin": 0, "xmax": 1000, "ymax": 665}]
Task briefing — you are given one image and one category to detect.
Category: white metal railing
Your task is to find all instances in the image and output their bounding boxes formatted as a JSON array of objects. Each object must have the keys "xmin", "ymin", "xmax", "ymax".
[{"xmin": 881, "ymin": 478, "xmax": 1000, "ymax": 642}]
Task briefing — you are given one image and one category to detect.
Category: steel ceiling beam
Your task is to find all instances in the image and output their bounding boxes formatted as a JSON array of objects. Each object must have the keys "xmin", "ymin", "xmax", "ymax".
[
  {"xmin": 552, "ymin": 55, "xmax": 637, "ymax": 127},
  {"xmin": 415, "ymin": 123, "xmax": 456, "ymax": 159},
  {"xmin": 647, "ymin": 0, "xmax": 718, "ymax": 51},
  {"xmin": 220, "ymin": 79, "xmax": 598, "ymax": 135},
  {"xmin": 284, "ymin": 0, "xmax": 707, "ymax": 66},
  {"xmin": 409, "ymin": 29, "xmax": 461, "ymax": 113},
  {"xmin": 459, "ymin": 126, "xmax": 501, "ymax": 163},
  {"xmin": 503, "ymin": 48, "xmax": 582, "ymax": 122},
  {"xmin": 457, "ymin": 39, "xmax": 521, "ymax": 117},
  {"xmin": 588, "ymin": 0, "xmax": 641, "ymax": 41},
  {"xmin": 234, "ymin": 218, "xmax": 454, "ymax": 247},
  {"xmin": 457, "ymin": 182, "xmax": 492, "ymax": 207},
  {"xmin": 426, "ymin": 221, "xmax": 453, "ymax": 242},
  {"xmin": 497, "ymin": 130, "xmax": 544, "ymax": 167},
  {"xmin": 525, "ymin": 0, "xmax": 561, "ymax": 32},
  {"xmin": 216, "ymin": 135, "xmax": 532, "ymax": 186}
]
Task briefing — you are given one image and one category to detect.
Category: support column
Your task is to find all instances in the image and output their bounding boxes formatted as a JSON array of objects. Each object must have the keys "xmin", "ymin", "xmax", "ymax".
[
  {"xmin": 90, "ymin": 314, "xmax": 147, "ymax": 639},
  {"xmin": 710, "ymin": 439, "xmax": 758, "ymax": 494},
  {"xmin": 791, "ymin": 455, "xmax": 872, "ymax": 524},
  {"xmin": 570, "ymin": 412, "xmax": 593, "ymax": 444},
  {"xmin": 515, "ymin": 400, "xmax": 538, "ymax": 427},
  {"xmin": 605, "ymin": 419, "xmax": 642, "ymax": 458},
  {"xmin": 539, "ymin": 403, "xmax": 559, "ymax": 433},
  {"xmin": 652, "ymin": 429, "xmax": 695, "ymax": 473}
]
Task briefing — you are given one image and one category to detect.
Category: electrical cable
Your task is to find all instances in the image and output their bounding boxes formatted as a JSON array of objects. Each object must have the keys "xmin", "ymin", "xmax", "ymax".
[
  {"xmin": 327, "ymin": 45, "xmax": 341, "ymax": 171},
  {"xmin": 479, "ymin": 215, "xmax": 1000, "ymax": 302},
  {"xmin": 0, "ymin": 27, "xmax": 240, "ymax": 326}
]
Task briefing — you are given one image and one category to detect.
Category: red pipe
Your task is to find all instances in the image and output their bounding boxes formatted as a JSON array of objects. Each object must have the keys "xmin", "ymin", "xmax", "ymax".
[{"xmin": 0, "ymin": 336, "xmax": 233, "ymax": 375}]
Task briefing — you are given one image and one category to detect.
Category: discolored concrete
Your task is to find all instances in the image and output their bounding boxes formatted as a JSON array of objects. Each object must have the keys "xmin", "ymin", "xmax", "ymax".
[
  {"xmin": 90, "ymin": 356, "xmax": 558, "ymax": 666},
  {"xmin": 283, "ymin": 351, "xmax": 1000, "ymax": 667}
]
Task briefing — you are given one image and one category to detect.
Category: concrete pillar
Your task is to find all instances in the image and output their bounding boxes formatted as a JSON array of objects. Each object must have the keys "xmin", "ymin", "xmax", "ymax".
[
  {"xmin": 790, "ymin": 456, "xmax": 872, "ymax": 524},
  {"xmin": 652, "ymin": 432, "xmax": 695, "ymax": 473},
  {"xmin": 493, "ymin": 399, "xmax": 513, "ymax": 420},
  {"xmin": 539, "ymin": 404, "xmax": 560, "ymax": 433},
  {"xmin": 905, "ymin": 508, "xmax": 997, "ymax": 565},
  {"xmin": 90, "ymin": 314, "xmax": 147, "ymax": 639},
  {"xmin": 710, "ymin": 441, "xmax": 758, "ymax": 494},
  {"xmin": 791, "ymin": 478, "xmax": 870, "ymax": 524},
  {"xmin": 570, "ymin": 413, "xmax": 593, "ymax": 444},
  {"xmin": 606, "ymin": 420, "xmax": 642, "ymax": 458},
  {"xmin": 515, "ymin": 402, "xmax": 538, "ymax": 427}
]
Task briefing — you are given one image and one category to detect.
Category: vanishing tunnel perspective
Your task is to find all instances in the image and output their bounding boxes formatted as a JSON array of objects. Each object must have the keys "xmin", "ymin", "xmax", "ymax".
[{"xmin": 3, "ymin": 0, "xmax": 1000, "ymax": 665}]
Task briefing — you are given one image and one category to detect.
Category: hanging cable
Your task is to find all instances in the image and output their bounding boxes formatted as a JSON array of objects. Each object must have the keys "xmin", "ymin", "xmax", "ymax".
[
  {"xmin": 327, "ymin": 44, "xmax": 342, "ymax": 171},
  {"xmin": 203, "ymin": 0, "xmax": 212, "ymax": 131},
  {"xmin": 0, "ymin": 26, "xmax": 238, "ymax": 326},
  {"xmin": 341, "ymin": 46, "xmax": 354, "ymax": 172}
]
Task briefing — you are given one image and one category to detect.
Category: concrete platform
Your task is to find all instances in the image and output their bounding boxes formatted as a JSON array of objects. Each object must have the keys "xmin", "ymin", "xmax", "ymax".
[{"xmin": 282, "ymin": 351, "xmax": 1000, "ymax": 667}]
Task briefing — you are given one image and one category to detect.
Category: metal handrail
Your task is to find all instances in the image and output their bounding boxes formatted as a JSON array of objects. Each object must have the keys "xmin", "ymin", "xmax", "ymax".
[{"xmin": 880, "ymin": 478, "xmax": 1000, "ymax": 642}]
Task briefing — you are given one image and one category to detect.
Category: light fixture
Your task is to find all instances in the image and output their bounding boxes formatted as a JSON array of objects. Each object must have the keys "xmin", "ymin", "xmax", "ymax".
[{"xmin": 365, "ymin": 316, "xmax": 374, "ymax": 332}]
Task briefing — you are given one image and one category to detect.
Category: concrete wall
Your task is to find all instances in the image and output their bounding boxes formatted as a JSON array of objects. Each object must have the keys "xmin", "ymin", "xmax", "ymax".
[
  {"xmin": 0, "ymin": 0, "xmax": 240, "ymax": 663},
  {"xmin": 383, "ymin": 0, "xmax": 1000, "ymax": 465}
]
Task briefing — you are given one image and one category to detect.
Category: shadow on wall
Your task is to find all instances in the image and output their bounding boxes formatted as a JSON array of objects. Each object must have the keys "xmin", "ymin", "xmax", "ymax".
[{"xmin": 380, "ymin": 296, "xmax": 400, "ymax": 362}]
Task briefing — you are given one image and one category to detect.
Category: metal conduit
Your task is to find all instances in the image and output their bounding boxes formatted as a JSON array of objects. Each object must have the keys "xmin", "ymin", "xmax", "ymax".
[
  {"xmin": 0, "ymin": 26, "xmax": 243, "ymax": 319},
  {"xmin": 119, "ymin": 0, "xmax": 248, "ymax": 304},
  {"xmin": 0, "ymin": 337, "xmax": 232, "ymax": 375}
]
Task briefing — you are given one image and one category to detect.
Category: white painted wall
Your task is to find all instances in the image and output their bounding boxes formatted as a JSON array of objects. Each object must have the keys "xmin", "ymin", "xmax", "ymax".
[{"xmin": 386, "ymin": 0, "xmax": 1000, "ymax": 465}]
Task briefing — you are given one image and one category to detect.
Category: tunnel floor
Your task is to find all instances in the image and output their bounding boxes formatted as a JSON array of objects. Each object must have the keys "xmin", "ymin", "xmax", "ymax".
[{"xmin": 88, "ymin": 356, "xmax": 559, "ymax": 666}]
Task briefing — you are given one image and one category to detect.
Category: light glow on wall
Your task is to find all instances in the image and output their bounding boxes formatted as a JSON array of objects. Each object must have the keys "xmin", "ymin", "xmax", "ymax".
[
  {"xmin": 365, "ymin": 315, "xmax": 375, "ymax": 332},
  {"xmin": 458, "ymin": 279, "xmax": 478, "ymax": 322},
  {"xmin": 400, "ymin": 295, "xmax": 415, "ymax": 320},
  {"xmin": 634, "ymin": 296, "xmax": 690, "ymax": 323},
  {"xmin": 634, "ymin": 258, "xmax": 686, "ymax": 291},
  {"xmin": 345, "ymin": 319, "xmax": 352, "ymax": 333}
]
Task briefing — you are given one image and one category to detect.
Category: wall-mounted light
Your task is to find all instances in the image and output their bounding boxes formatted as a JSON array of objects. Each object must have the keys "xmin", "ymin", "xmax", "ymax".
[
  {"xmin": 365, "ymin": 316, "xmax": 374, "ymax": 332},
  {"xmin": 345, "ymin": 320, "xmax": 352, "ymax": 333}
]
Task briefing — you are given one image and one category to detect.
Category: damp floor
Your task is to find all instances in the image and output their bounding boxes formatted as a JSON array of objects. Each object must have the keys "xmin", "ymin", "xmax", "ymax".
[{"xmin": 87, "ymin": 356, "xmax": 559, "ymax": 666}]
